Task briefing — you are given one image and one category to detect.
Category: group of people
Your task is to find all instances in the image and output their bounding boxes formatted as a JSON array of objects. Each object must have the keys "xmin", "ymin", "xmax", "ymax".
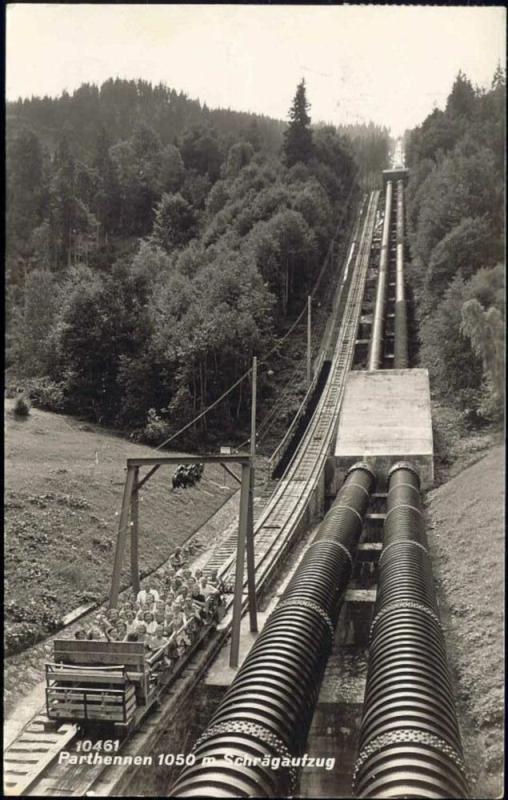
[
  {"xmin": 74, "ymin": 545, "xmax": 226, "ymax": 668},
  {"xmin": 172, "ymin": 463, "xmax": 204, "ymax": 489}
]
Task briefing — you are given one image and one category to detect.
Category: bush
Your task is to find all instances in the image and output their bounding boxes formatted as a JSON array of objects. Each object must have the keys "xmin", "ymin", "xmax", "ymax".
[
  {"xmin": 26, "ymin": 377, "xmax": 65, "ymax": 412},
  {"xmin": 14, "ymin": 394, "xmax": 31, "ymax": 417},
  {"xmin": 143, "ymin": 408, "xmax": 171, "ymax": 444}
]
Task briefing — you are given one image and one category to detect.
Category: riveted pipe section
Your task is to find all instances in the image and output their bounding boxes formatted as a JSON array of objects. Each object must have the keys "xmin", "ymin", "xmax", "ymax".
[
  {"xmin": 169, "ymin": 462, "xmax": 376, "ymax": 798},
  {"xmin": 353, "ymin": 462, "xmax": 469, "ymax": 799},
  {"xmin": 394, "ymin": 180, "xmax": 409, "ymax": 369},
  {"xmin": 368, "ymin": 180, "xmax": 393, "ymax": 371}
]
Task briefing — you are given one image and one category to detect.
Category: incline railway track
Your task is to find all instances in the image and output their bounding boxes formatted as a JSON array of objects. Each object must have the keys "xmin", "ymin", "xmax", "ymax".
[
  {"xmin": 4, "ymin": 190, "xmax": 379, "ymax": 798},
  {"xmin": 219, "ymin": 190, "xmax": 379, "ymax": 592}
]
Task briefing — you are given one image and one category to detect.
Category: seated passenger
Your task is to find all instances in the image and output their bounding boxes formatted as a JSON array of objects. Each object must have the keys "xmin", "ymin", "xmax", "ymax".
[
  {"xmin": 141, "ymin": 597, "xmax": 155, "ymax": 615},
  {"xmin": 95, "ymin": 613, "xmax": 108, "ymax": 631},
  {"xmin": 173, "ymin": 612, "xmax": 191, "ymax": 656},
  {"xmin": 178, "ymin": 586, "xmax": 190, "ymax": 602},
  {"xmin": 171, "ymin": 597, "xmax": 184, "ymax": 615},
  {"xmin": 125, "ymin": 610, "xmax": 137, "ymax": 634},
  {"xmin": 170, "ymin": 547, "xmax": 185, "ymax": 570},
  {"xmin": 183, "ymin": 600, "xmax": 200, "ymax": 636},
  {"xmin": 188, "ymin": 576, "xmax": 203, "ymax": 598},
  {"xmin": 200, "ymin": 576, "xmax": 218, "ymax": 599},
  {"xmin": 209, "ymin": 569, "xmax": 225, "ymax": 594},
  {"xmin": 154, "ymin": 610, "xmax": 166, "ymax": 629},
  {"xmin": 116, "ymin": 621, "xmax": 128, "ymax": 641},
  {"xmin": 126, "ymin": 631, "xmax": 139, "ymax": 642},
  {"xmin": 147, "ymin": 625, "xmax": 168, "ymax": 653},
  {"xmin": 166, "ymin": 635, "xmax": 178, "ymax": 663},
  {"xmin": 165, "ymin": 567, "xmax": 177, "ymax": 583},
  {"xmin": 74, "ymin": 627, "xmax": 87, "ymax": 640},
  {"xmin": 150, "ymin": 582, "xmax": 162, "ymax": 598},
  {"xmin": 136, "ymin": 622, "xmax": 148, "ymax": 643},
  {"xmin": 143, "ymin": 611, "xmax": 157, "ymax": 635},
  {"xmin": 136, "ymin": 586, "xmax": 159, "ymax": 605},
  {"xmin": 87, "ymin": 626, "xmax": 102, "ymax": 640}
]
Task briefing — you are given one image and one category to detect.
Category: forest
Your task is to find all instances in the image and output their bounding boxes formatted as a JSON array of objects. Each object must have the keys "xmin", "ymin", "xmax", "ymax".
[
  {"xmin": 6, "ymin": 78, "xmax": 390, "ymax": 445},
  {"xmin": 405, "ymin": 68, "xmax": 505, "ymax": 423}
]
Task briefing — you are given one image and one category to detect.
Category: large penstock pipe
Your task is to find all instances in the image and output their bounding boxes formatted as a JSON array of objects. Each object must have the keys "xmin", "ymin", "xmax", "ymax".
[
  {"xmin": 368, "ymin": 181, "xmax": 393, "ymax": 371},
  {"xmin": 394, "ymin": 180, "xmax": 409, "ymax": 368},
  {"xmin": 169, "ymin": 462, "xmax": 376, "ymax": 798},
  {"xmin": 353, "ymin": 462, "xmax": 469, "ymax": 799}
]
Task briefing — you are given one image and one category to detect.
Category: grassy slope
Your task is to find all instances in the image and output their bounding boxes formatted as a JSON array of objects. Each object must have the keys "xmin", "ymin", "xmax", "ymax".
[
  {"xmin": 426, "ymin": 444, "xmax": 504, "ymax": 798},
  {"xmin": 4, "ymin": 399, "xmax": 234, "ymax": 648}
]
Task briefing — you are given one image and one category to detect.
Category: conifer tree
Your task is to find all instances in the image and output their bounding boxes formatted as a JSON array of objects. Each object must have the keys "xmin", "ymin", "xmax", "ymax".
[{"xmin": 283, "ymin": 79, "xmax": 313, "ymax": 167}]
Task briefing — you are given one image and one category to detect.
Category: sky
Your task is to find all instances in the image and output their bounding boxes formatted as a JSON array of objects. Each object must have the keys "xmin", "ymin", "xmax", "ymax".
[{"xmin": 6, "ymin": 4, "xmax": 506, "ymax": 136}]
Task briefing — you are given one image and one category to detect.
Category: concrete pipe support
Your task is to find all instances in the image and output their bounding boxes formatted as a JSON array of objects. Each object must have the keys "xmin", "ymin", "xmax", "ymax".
[
  {"xmin": 353, "ymin": 462, "xmax": 469, "ymax": 799},
  {"xmin": 169, "ymin": 462, "xmax": 376, "ymax": 798},
  {"xmin": 368, "ymin": 180, "xmax": 393, "ymax": 371}
]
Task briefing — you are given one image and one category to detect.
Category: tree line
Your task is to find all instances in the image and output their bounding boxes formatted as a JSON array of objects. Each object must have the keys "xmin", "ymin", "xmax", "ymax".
[
  {"xmin": 405, "ymin": 67, "xmax": 505, "ymax": 422},
  {"xmin": 7, "ymin": 78, "xmax": 390, "ymax": 444}
]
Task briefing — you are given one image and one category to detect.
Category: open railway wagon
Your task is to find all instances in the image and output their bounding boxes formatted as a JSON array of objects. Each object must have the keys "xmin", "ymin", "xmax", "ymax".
[
  {"xmin": 45, "ymin": 613, "xmax": 222, "ymax": 737},
  {"xmin": 43, "ymin": 455, "xmax": 241, "ymax": 740}
]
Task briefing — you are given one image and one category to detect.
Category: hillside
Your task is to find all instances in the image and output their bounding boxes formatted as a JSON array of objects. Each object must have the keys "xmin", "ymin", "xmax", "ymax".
[
  {"xmin": 426, "ymin": 445, "xmax": 504, "ymax": 798},
  {"xmin": 4, "ymin": 399, "xmax": 234, "ymax": 655}
]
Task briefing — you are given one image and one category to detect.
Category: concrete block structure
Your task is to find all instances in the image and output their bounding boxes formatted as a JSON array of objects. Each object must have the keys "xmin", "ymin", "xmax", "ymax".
[{"xmin": 334, "ymin": 368, "xmax": 434, "ymax": 488}]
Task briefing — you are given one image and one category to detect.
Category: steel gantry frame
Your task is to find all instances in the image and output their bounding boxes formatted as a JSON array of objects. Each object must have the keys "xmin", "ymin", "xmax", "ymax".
[{"xmin": 109, "ymin": 453, "xmax": 258, "ymax": 666}]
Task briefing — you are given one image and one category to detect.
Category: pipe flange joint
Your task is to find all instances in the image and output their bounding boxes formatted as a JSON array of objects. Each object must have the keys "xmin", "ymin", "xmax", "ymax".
[
  {"xmin": 331, "ymin": 503, "xmax": 364, "ymax": 524},
  {"xmin": 387, "ymin": 481, "xmax": 421, "ymax": 496},
  {"xmin": 274, "ymin": 599, "xmax": 335, "ymax": 641},
  {"xmin": 352, "ymin": 730, "xmax": 468, "ymax": 787},
  {"xmin": 347, "ymin": 461, "xmax": 377, "ymax": 482},
  {"xmin": 307, "ymin": 539, "xmax": 353, "ymax": 567},
  {"xmin": 193, "ymin": 720, "xmax": 298, "ymax": 792},
  {"xmin": 369, "ymin": 599, "xmax": 442, "ymax": 639},
  {"xmin": 384, "ymin": 503, "xmax": 424, "ymax": 521},
  {"xmin": 388, "ymin": 461, "xmax": 421, "ymax": 485},
  {"xmin": 378, "ymin": 539, "xmax": 429, "ymax": 564}
]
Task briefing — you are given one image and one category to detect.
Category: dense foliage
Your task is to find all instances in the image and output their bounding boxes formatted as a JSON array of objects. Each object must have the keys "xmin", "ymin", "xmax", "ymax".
[
  {"xmin": 405, "ymin": 68, "xmax": 505, "ymax": 421},
  {"xmin": 8, "ymin": 78, "xmax": 384, "ymax": 443}
]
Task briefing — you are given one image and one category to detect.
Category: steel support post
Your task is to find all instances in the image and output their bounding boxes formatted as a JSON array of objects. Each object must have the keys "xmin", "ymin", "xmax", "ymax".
[
  {"xmin": 247, "ymin": 357, "xmax": 258, "ymax": 633},
  {"xmin": 307, "ymin": 295, "xmax": 312, "ymax": 386},
  {"xmin": 130, "ymin": 466, "xmax": 140, "ymax": 596},
  {"xmin": 230, "ymin": 462, "xmax": 252, "ymax": 667},
  {"xmin": 110, "ymin": 465, "xmax": 136, "ymax": 608}
]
